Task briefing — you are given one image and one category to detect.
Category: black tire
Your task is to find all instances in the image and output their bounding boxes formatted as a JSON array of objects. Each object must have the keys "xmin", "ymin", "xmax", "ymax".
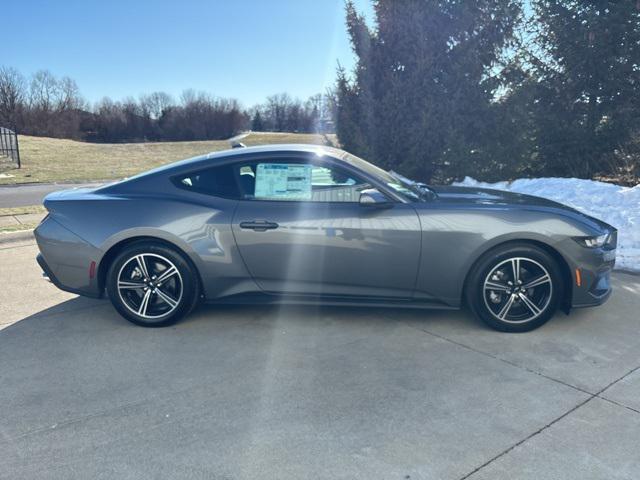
[
  {"xmin": 466, "ymin": 243, "xmax": 563, "ymax": 332},
  {"xmin": 106, "ymin": 242, "xmax": 200, "ymax": 327}
]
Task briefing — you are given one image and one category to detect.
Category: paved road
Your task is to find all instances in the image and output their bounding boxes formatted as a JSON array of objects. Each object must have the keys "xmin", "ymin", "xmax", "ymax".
[
  {"xmin": 1, "ymin": 240, "xmax": 639, "ymax": 479},
  {"xmin": 0, "ymin": 182, "xmax": 103, "ymax": 208}
]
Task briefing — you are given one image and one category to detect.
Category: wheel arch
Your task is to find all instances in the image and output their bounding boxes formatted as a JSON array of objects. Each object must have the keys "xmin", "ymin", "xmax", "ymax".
[
  {"xmin": 461, "ymin": 239, "xmax": 573, "ymax": 313},
  {"xmin": 98, "ymin": 236, "xmax": 204, "ymax": 296}
]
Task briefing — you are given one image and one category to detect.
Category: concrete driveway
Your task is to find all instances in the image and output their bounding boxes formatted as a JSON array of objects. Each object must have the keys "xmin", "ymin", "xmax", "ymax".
[{"xmin": 1, "ymin": 239, "xmax": 639, "ymax": 480}]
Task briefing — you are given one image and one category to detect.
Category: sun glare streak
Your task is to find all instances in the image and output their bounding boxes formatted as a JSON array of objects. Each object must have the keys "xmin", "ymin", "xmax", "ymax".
[{"xmin": 237, "ymin": 202, "xmax": 329, "ymax": 473}]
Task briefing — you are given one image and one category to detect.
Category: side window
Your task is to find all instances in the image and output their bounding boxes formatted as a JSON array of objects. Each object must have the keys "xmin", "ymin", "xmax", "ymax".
[
  {"xmin": 242, "ymin": 161, "xmax": 369, "ymax": 203},
  {"xmin": 173, "ymin": 164, "xmax": 241, "ymax": 199}
]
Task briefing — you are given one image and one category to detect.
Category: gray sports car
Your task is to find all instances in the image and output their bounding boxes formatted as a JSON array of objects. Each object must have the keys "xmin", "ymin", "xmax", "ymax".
[{"xmin": 35, "ymin": 144, "xmax": 616, "ymax": 332}]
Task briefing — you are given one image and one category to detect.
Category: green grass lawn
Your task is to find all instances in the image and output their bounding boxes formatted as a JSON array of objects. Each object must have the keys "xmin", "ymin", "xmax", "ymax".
[
  {"xmin": 0, "ymin": 205, "xmax": 47, "ymax": 233},
  {"xmin": 0, "ymin": 205, "xmax": 46, "ymax": 216},
  {"xmin": 0, "ymin": 132, "xmax": 337, "ymax": 185}
]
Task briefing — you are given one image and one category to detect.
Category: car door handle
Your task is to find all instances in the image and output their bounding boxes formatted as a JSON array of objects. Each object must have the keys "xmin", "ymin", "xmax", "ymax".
[{"xmin": 239, "ymin": 220, "xmax": 279, "ymax": 231}]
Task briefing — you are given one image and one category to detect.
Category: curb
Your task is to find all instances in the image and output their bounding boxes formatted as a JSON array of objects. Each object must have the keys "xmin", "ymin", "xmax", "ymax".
[{"xmin": 0, "ymin": 229, "xmax": 35, "ymax": 245}]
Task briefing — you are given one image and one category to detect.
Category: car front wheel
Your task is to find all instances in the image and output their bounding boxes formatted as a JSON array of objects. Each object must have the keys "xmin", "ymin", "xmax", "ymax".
[
  {"xmin": 106, "ymin": 242, "xmax": 199, "ymax": 327},
  {"xmin": 467, "ymin": 244, "xmax": 563, "ymax": 332}
]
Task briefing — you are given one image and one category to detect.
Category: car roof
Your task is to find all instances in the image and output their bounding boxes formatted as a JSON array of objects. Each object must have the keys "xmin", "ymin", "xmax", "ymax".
[
  {"xmin": 213, "ymin": 143, "xmax": 343, "ymax": 157},
  {"xmin": 200, "ymin": 143, "xmax": 351, "ymax": 165},
  {"xmin": 115, "ymin": 144, "xmax": 350, "ymax": 184},
  {"xmin": 199, "ymin": 143, "xmax": 346, "ymax": 162}
]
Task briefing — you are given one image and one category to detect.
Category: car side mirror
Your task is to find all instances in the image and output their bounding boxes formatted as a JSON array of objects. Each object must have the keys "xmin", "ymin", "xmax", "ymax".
[{"xmin": 359, "ymin": 188, "xmax": 391, "ymax": 207}]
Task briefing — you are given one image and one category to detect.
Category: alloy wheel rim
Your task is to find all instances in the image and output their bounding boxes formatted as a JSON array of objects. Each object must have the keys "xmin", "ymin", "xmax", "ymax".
[
  {"xmin": 117, "ymin": 253, "xmax": 183, "ymax": 319},
  {"xmin": 483, "ymin": 257, "xmax": 553, "ymax": 324}
]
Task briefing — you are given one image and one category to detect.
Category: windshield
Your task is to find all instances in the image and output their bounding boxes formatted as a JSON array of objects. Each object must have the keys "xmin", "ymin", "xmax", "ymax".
[{"xmin": 340, "ymin": 151, "xmax": 433, "ymax": 201}]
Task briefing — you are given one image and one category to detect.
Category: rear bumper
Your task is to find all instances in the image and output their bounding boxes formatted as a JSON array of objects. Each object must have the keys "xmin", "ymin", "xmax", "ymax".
[
  {"xmin": 36, "ymin": 253, "xmax": 101, "ymax": 298},
  {"xmin": 34, "ymin": 216, "xmax": 102, "ymax": 298}
]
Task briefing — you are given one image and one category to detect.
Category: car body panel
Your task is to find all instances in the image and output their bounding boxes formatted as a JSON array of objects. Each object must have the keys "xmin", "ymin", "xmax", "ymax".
[
  {"xmin": 34, "ymin": 144, "xmax": 616, "ymax": 312},
  {"xmin": 35, "ymin": 216, "xmax": 102, "ymax": 296},
  {"xmin": 413, "ymin": 206, "xmax": 591, "ymax": 306},
  {"xmin": 232, "ymin": 200, "xmax": 422, "ymax": 298},
  {"xmin": 41, "ymin": 191, "xmax": 261, "ymax": 300},
  {"xmin": 432, "ymin": 185, "xmax": 612, "ymax": 232},
  {"xmin": 414, "ymin": 187, "xmax": 615, "ymax": 307}
]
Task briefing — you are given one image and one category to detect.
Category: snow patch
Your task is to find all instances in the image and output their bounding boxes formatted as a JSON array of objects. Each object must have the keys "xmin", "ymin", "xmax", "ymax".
[{"xmin": 453, "ymin": 177, "xmax": 640, "ymax": 272}]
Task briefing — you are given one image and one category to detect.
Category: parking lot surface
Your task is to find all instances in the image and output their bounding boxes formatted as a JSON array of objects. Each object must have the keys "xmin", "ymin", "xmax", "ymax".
[{"xmin": 1, "ymin": 240, "xmax": 639, "ymax": 479}]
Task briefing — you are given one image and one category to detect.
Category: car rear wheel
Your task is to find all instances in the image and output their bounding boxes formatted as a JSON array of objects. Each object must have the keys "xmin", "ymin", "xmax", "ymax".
[
  {"xmin": 466, "ymin": 243, "xmax": 563, "ymax": 332},
  {"xmin": 106, "ymin": 242, "xmax": 199, "ymax": 327}
]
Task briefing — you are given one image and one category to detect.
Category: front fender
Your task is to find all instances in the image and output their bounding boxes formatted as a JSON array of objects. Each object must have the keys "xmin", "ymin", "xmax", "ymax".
[{"xmin": 413, "ymin": 207, "xmax": 589, "ymax": 306}]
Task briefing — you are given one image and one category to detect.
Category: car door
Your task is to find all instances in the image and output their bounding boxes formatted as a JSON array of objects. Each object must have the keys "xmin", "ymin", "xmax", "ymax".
[{"xmin": 230, "ymin": 156, "xmax": 422, "ymax": 298}]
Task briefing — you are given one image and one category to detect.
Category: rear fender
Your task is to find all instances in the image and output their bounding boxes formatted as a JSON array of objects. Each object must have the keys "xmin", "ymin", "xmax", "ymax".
[{"xmin": 97, "ymin": 228, "xmax": 206, "ymax": 291}]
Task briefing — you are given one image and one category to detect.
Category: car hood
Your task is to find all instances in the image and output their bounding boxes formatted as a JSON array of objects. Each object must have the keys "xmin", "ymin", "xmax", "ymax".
[{"xmin": 429, "ymin": 185, "xmax": 613, "ymax": 233}]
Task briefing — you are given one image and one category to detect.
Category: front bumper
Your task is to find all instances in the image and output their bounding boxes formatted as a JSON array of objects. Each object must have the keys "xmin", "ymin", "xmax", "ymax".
[
  {"xmin": 590, "ymin": 263, "xmax": 615, "ymax": 299},
  {"xmin": 562, "ymin": 234, "xmax": 616, "ymax": 308},
  {"xmin": 572, "ymin": 260, "xmax": 614, "ymax": 308}
]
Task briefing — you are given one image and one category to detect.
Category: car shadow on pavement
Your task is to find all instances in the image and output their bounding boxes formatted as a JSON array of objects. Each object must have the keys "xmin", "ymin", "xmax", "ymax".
[
  {"xmin": 0, "ymin": 296, "xmax": 488, "ymax": 365},
  {"xmin": 2, "ymin": 279, "xmax": 639, "ymax": 480},
  {"xmin": 1, "ymin": 293, "xmax": 590, "ymax": 340}
]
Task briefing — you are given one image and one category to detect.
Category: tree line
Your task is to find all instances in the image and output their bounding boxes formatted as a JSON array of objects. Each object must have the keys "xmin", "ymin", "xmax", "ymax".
[
  {"xmin": 249, "ymin": 93, "xmax": 337, "ymax": 134},
  {"xmin": 0, "ymin": 67, "xmax": 336, "ymax": 142},
  {"xmin": 337, "ymin": 0, "xmax": 640, "ymax": 183},
  {"xmin": 2, "ymin": 1, "xmax": 639, "ymax": 183}
]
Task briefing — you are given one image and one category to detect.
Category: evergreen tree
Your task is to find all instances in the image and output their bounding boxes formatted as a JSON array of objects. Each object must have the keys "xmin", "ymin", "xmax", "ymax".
[
  {"xmin": 530, "ymin": 0, "xmax": 640, "ymax": 178},
  {"xmin": 336, "ymin": 0, "xmax": 520, "ymax": 182},
  {"xmin": 251, "ymin": 110, "xmax": 264, "ymax": 131}
]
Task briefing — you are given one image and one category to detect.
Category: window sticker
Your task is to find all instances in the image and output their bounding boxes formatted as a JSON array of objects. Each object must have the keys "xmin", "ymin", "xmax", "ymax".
[{"xmin": 255, "ymin": 163, "xmax": 312, "ymax": 200}]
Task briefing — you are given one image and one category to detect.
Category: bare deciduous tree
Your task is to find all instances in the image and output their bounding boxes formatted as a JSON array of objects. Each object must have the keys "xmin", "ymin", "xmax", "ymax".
[
  {"xmin": 140, "ymin": 91, "xmax": 174, "ymax": 120},
  {"xmin": 0, "ymin": 66, "xmax": 27, "ymax": 128},
  {"xmin": 29, "ymin": 70, "xmax": 60, "ymax": 112},
  {"xmin": 58, "ymin": 77, "xmax": 83, "ymax": 111}
]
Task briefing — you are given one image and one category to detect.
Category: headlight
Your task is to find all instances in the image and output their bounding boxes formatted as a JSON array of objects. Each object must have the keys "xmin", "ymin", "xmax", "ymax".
[{"xmin": 574, "ymin": 233, "xmax": 609, "ymax": 248}]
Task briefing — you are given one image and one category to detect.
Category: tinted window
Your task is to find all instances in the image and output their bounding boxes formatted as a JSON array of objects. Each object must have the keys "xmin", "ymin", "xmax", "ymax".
[{"xmin": 174, "ymin": 164, "xmax": 241, "ymax": 199}]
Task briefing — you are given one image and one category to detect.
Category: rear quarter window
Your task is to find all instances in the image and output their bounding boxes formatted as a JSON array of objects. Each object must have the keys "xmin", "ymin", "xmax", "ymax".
[{"xmin": 173, "ymin": 164, "xmax": 241, "ymax": 199}]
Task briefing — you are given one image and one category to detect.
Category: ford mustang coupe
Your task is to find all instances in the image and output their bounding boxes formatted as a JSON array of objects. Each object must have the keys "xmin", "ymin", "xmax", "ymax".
[{"xmin": 35, "ymin": 145, "xmax": 616, "ymax": 332}]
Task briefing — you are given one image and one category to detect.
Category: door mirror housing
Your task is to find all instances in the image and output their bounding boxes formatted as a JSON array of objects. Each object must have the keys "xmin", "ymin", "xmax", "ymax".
[{"xmin": 359, "ymin": 188, "xmax": 391, "ymax": 207}]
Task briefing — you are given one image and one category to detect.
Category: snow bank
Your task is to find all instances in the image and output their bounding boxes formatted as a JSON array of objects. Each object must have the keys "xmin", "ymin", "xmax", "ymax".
[{"xmin": 453, "ymin": 177, "xmax": 640, "ymax": 272}]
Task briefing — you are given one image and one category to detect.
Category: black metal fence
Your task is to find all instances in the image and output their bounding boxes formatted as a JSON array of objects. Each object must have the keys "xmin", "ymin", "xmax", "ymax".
[{"xmin": 0, "ymin": 126, "xmax": 21, "ymax": 168}]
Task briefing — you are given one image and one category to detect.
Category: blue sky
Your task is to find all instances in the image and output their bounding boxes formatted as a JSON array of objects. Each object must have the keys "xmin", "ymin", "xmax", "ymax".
[{"xmin": 1, "ymin": 0, "xmax": 373, "ymax": 107}]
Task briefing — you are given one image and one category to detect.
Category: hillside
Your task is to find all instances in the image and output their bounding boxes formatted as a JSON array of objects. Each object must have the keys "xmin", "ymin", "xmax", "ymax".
[{"xmin": 0, "ymin": 132, "xmax": 336, "ymax": 185}]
